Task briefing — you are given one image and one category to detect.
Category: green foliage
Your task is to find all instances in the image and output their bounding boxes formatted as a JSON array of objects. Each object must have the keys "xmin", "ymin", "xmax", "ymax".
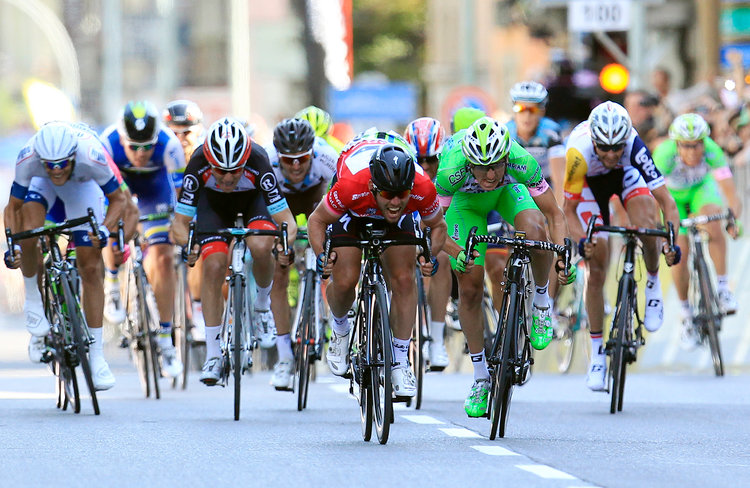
[{"xmin": 353, "ymin": 0, "xmax": 425, "ymax": 82}]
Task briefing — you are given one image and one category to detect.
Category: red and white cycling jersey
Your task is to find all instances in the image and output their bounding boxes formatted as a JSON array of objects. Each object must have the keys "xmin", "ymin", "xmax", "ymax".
[{"xmin": 325, "ymin": 138, "xmax": 440, "ymax": 220}]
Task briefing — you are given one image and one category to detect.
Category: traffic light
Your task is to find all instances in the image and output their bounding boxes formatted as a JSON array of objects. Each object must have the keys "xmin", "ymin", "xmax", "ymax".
[{"xmin": 599, "ymin": 63, "xmax": 630, "ymax": 94}]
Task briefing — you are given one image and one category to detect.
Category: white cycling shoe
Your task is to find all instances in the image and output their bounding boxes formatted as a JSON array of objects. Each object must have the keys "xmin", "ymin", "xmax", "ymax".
[
  {"xmin": 103, "ymin": 281, "xmax": 126, "ymax": 325},
  {"xmin": 28, "ymin": 335, "xmax": 48, "ymax": 363},
  {"xmin": 326, "ymin": 330, "xmax": 351, "ymax": 376},
  {"xmin": 160, "ymin": 345, "xmax": 184, "ymax": 378},
  {"xmin": 254, "ymin": 309, "xmax": 277, "ymax": 349},
  {"xmin": 586, "ymin": 360, "xmax": 607, "ymax": 392},
  {"xmin": 428, "ymin": 342, "xmax": 449, "ymax": 369},
  {"xmin": 271, "ymin": 359, "xmax": 294, "ymax": 391},
  {"xmin": 24, "ymin": 298, "xmax": 50, "ymax": 337},
  {"xmin": 391, "ymin": 364, "xmax": 417, "ymax": 398},
  {"xmin": 91, "ymin": 356, "xmax": 116, "ymax": 391}
]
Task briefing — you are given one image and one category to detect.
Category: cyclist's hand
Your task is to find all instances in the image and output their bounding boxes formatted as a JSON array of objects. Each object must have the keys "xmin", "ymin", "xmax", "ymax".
[
  {"xmin": 663, "ymin": 242, "xmax": 681, "ymax": 266},
  {"xmin": 183, "ymin": 243, "xmax": 200, "ymax": 267},
  {"xmin": 273, "ymin": 241, "xmax": 295, "ymax": 268},
  {"xmin": 418, "ymin": 255, "xmax": 439, "ymax": 277},
  {"xmin": 3, "ymin": 244, "xmax": 21, "ymax": 269},
  {"xmin": 88, "ymin": 225, "xmax": 110, "ymax": 249},
  {"xmin": 727, "ymin": 220, "xmax": 743, "ymax": 239},
  {"xmin": 579, "ymin": 237, "xmax": 597, "ymax": 260},
  {"xmin": 110, "ymin": 238, "xmax": 125, "ymax": 266},
  {"xmin": 316, "ymin": 250, "xmax": 337, "ymax": 278},
  {"xmin": 556, "ymin": 259, "xmax": 576, "ymax": 285},
  {"xmin": 455, "ymin": 249, "xmax": 479, "ymax": 273}
]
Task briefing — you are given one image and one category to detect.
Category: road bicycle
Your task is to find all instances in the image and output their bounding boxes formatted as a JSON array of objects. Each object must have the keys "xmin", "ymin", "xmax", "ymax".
[
  {"xmin": 409, "ymin": 227, "xmax": 434, "ymax": 410},
  {"xmin": 681, "ymin": 210, "xmax": 735, "ymax": 377},
  {"xmin": 584, "ymin": 216, "xmax": 675, "ymax": 414},
  {"xmin": 187, "ymin": 215, "xmax": 287, "ymax": 420},
  {"xmin": 465, "ymin": 226, "xmax": 571, "ymax": 439},
  {"xmin": 324, "ymin": 223, "xmax": 431, "ymax": 444},
  {"xmin": 6, "ymin": 209, "xmax": 101, "ymax": 415},
  {"xmin": 551, "ymin": 258, "xmax": 588, "ymax": 373}
]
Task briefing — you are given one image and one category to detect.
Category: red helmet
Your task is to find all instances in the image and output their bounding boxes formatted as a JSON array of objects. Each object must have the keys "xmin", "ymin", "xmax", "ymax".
[{"xmin": 404, "ymin": 117, "xmax": 445, "ymax": 158}]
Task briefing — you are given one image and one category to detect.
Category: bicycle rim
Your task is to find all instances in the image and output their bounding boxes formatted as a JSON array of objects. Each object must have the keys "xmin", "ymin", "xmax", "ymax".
[
  {"xmin": 142, "ymin": 279, "xmax": 161, "ymax": 400},
  {"xmin": 370, "ymin": 281, "xmax": 392, "ymax": 445},
  {"xmin": 61, "ymin": 274, "xmax": 99, "ymax": 415},
  {"xmin": 233, "ymin": 278, "xmax": 244, "ymax": 421},
  {"xmin": 296, "ymin": 271, "xmax": 315, "ymax": 411},
  {"xmin": 609, "ymin": 278, "xmax": 630, "ymax": 414},
  {"xmin": 173, "ymin": 264, "xmax": 189, "ymax": 389},
  {"xmin": 355, "ymin": 298, "xmax": 373, "ymax": 442},
  {"xmin": 412, "ymin": 273, "xmax": 428, "ymax": 409},
  {"xmin": 696, "ymin": 259, "xmax": 724, "ymax": 377},
  {"xmin": 490, "ymin": 282, "xmax": 518, "ymax": 440}
]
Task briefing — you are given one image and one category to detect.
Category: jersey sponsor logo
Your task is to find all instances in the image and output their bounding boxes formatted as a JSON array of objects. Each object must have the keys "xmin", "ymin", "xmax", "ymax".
[
  {"xmin": 180, "ymin": 191, "xmax": 195, "ymax": 204},
  {"xmin": 448, "ymin": 167, "xmax": 466, "ymax": 185},
  {"xmin": 352, "ymin": 191, "xmax": 370, "ymax": 200},
  {"xmin": 330, "ymin": 190, "xmax": 344, "ymax": 209},
  {"xmin": 634, "ymin": 146, "xmax": 658, "ymax": 179},
  {"xmin": 260, "ymin": 172, "xmax": 277, "ymax": 192},
  {"xmin": 17, "ymin": 145, "xmax": 32, "ymax": 161},
  {"xmin": 183, "ymin": 174, "xmax": 199, "ymax": 192},
  {"xmin": 339, "ymin": 212, "xmax": 352, "ymax": 232},
  {"xmin": 89, "ymin": 147, "xmax": 107, "ymax": 165},
  {"xmin": 507, "ymin": 162, "xmax": 527, "ymax": 172},
  {"xmin": 566, "ymin": 157, "xmax": 582, "ymax": 182},
  {"xmin": 451, "ymin": 223, "xmax": 460, "ymax": 241}
]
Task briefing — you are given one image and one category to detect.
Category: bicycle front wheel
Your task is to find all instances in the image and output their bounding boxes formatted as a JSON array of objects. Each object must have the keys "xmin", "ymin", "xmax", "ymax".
[
  {"xmin": 490, "ymin": 282, "xmax": 518, "ymax": 440},
  {"xmin": 696, "ymin": 257, "xmax": 724, "ymax": 376},
  {"xmin": 369, "ymin": 281, "xmax": 393, "ymax": 445},
  {"xmin": 295, "ymin": 270, "xmax": 315, "ymax": 411},
  {"xmin": 232, "ymin": 277, "xmax": 244, "ymax": 421},
  {"xmin": 609, "ymin": 277, "xmax": 632, "ymax": 414},
  {"xmin": 411, "ymin": 271, "xmax": 429, "ymax": 409}
]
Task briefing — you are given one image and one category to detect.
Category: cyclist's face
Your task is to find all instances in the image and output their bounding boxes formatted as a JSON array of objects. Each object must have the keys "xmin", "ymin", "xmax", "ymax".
[
  {"xmin": 168, "ymin": 123, "xmax": 202, "ymax": 161},
  {"xmin": 417, "ymin": 155, "xmax": 439, "ymax": 180},
  {"xmin": 43, "ymin": 162, "xmax": 74, "ymax": 186},
  {"xmin": 211, "ymin": 167, "xmax": 243, "ymax": 192},
  {"xmin": 593, "ymin": 143, "xmax": 625, "ymax": 169},
  {"xmin": 512, "ymin": 102, "xmax": 543, "ymax": 135},
  {"xmin": 676, "ymin": 140, "xmax": 705, "ymax": 166},
  {"xmin": 470, "ymin": 162, "xmax": 506, "ymax": 190},
  {"xmin": 370, "ymin": 181, "xmax": 411, "ymax": 223},
  {"xmin": 278, "ymin": 150, "xmax": 312, "ymax": 184},
  {"xmin": 122, "ymin": 136, "xmax": 156, "ymax": 167}
]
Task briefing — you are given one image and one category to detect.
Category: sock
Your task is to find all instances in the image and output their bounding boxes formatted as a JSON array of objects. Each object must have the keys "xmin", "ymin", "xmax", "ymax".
[
  {"xmin": 90, "ymin": 327, "xmax": 104, "ymax": 358},
  {"xmin": 430, "ymin": 321, "xmax": 446, "ymax": 346},
  {"xmin": 332, "ymin": 313, "xmax": 351, "ymax": 336},
  {"xmin": 680, "ymin": 300, "xmax": 691, "ymax": 318},
  {"xmin": 533, "ymin": 281, "xmax": 550, "ymax": 308},
  {"xmin": 717, "ymin": 275, "xmax": 729, "ymax": 293},
  {"xmin": 159, "ymin": 322, "xmax": 172, "ymax": 348},
  {"xmin": 470, "ymin": 350, "xmax": 490, "ymax": 380},
  {"xmin": 646, "ymin": 272, "xmax": 660, "ymax": 297},
  {"xmin": 590, "ymin": 332, "xmax": 604, "ymax": 361},
  {"xmin": 255, "ymin": 282, "xmax": 272, "ymax": 311},
  {"xmin": 24, "ymin": 276, "xmax": 42, "ymax": 304},
  {"xmin": 392, "ymin": 338, "xmax": 410, "ymax": 367},
  {"xmin": 276, "ymin": 333, "xmax": 293, "ymax": 360},
  {"xmin": 205, "ymin": 325, "xmax": 222, "ymax": 359}
]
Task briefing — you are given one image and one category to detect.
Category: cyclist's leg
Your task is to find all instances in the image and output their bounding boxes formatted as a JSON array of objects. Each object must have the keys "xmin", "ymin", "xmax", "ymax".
[
  {"xmin": 484, "ymin": 210, "xmax": 510, "ymax": 314},
  {"xmin": 245, "ymin": 210, "xmax": 280, "ymax": 349},
  {"xmin": 426, "ymin": 251, "xmax": 451, "ymax": 366}
]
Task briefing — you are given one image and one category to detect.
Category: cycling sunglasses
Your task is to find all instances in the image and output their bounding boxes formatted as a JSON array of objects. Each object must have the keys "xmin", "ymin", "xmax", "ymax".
[
  {"xmin": 512, "ymin": 103, "xmax": 541, "ymax": 114},
  {"xmin": 471, "ymin": 161, "xmax": 505, "ymax": 177},
  {"xmin": 373, "ymin": 186, "xmax": 411, "ymax": 200},
  {"xmin": 279, "ymin": 149, "xmax": 313, "ymax": 166},
  {"xmin": 595, "ymin": 142, "xmax": 626, "ymax": 153},
  {"xmin": 128, "ymin": 142, "xmax": 155, "ymax": 151},
  {"xmin": 211, "ymin": 166, "xmax": 244, "ymax": 175},
  {"xmin": 42, "ymin": 156, "xmax": 74, "ymax": 171},
  {"xmin": 677, "ymin": 141, "xmax": 702, "ymax": 150},
  {"xmin": 417, "ymin": 155, "xmax": 439, "ymax": 166}
]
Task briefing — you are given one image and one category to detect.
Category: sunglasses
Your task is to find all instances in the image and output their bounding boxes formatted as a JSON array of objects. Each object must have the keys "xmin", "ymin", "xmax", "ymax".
[
  {"xmin": 279, "ymin": 150, "xmax": 312, "ymax": 166},
  {"xmin": 170, "ymin": 127, "xmax": 194, "ymax": 136},
  {"xmin": 678, "ymin": 141, "xmax": 702, "ymax": 150},
  {"xmin": 471, "ymin": 161, "xmax": 505, "ymax": 176},
  {"xmin": 595, "ymin": 142, "xmax": 626, "ymax": 153},
  {"xmin": 417, "ymin": 155, "xmax": 439, "ymax": 166},
  {"xmin": 211, "ymin": 166, "xmax": 244, "ymax": 176},
  {"xmin": 128, "ymin": 142, "xmax": 155, "ymax": 151},
  {"xmin": 512, "ymin": 103, "xmax": 541, "ymax": 114},
  {"xmin": 373, "ymin": 187, "xmax": 411, "ymax": 200},
  {"xmin": 42, "ymin": 157, "xmax": 74, "ymax": 171}
]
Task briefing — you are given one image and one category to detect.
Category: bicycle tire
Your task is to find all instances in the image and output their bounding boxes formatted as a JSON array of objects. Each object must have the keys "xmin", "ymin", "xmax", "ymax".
[
  {"xmin": 609, "ymin": 277, "xmax": 631, "ymax": 414},
  {"xmin": 412, "ymin": 271, "xmax": 428, "ymax": 409},
  {"xmin": 490, "ymin": 281, "xmax": 519, "ymax": 440},
  {"xmin": 125, "ymin": 265, "xmax": 150, "ymax": 398},
  {"xmin": 140, "ymin": 277, "xmax": 162, "ymax": 400},
  {"xmin": 354, "ymin": 297, "xmax": 373, "ymax": 442},
  {"xmin": 295, "ymin": 270, "xmax": 315, "ymax": 411},
  {"xmin": 370, "ymin": 281, "xmax": 393, "ymax": 445},
  {"xmin": 232, "ymin": 276, "xmax": 244, "ymax": 421},
  {"xmin": 45, "ymin": 280, "xmax": 79, "ymax": 412},
  {"xmin": 173, "ymin": 263, "xmax": 190, "ymax": 389},
  {"xmin": 61, "ymin": 273, "xmax": 99, "ymax": 415},
  {"xmin": 696, "ymin": 257, "xmax": 724, "ymax": 376}
]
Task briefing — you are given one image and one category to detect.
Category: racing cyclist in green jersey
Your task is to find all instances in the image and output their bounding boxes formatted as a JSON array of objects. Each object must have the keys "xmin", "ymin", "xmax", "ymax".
[
  {"xmin": 652, "ymin": 113, "xmax": 742, "ymax": 347},
  {"xmin": 436, "ymin": 116, "xmax": 573, "ymax": 417}
]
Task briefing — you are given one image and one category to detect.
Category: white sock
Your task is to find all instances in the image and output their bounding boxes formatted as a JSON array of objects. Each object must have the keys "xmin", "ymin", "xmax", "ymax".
[
  {"xmin": 645, "ymin": 272, "xmax": 661, "ymax": 300},
  {"xmin": 255, "ymin": 282, "xmax": 272, "ymax": 311},
  {"xmin": 332, "ymin": 313, "xmax": 351, "ymax": 336},
  {"xmin": 90, "ymin": 327, "xmax": 104, "ymax": 359},
  {"xmin": 276, "ymin": 333, "xmax": 293, "ymax": 360},
  {"xmin": 590, "ymin": 335, "xmax": 605, "ymax": 361},
  {"xmin": 533, "ymin": 281, "xmax": 550, "ymax": 308},
  {"xmin": 717, "ymin": 275, "xmax": 729, "ymax": 293},
  {"xmin": 430, "ymin": 321, "xmax": 446, "ymax": 346},
  {"xmin": 680, "ymin": 300, "xmax": 691, "ymax": 318},
  {"xmin": 23, "ymin": 276, "xmax": 41, "ymax": 303},
  {"xmin": 470, "ymin": 350, "xmax": 490, "ymax": 380},
  {"xmin": 205, "ymin": 325, "xmax": 222, "ymax": 359},
  {"xmin": 392, "ymin": 338, "xmax": 410, "ymax": 367}
]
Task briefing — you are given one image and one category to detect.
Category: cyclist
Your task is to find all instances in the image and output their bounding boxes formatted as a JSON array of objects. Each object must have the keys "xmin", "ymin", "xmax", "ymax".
[
  {"xmin": 652, "ymin": 113, "xmax": 741, "ymax": 347},
  {"xmin": 451, "ymin": 107, "xmax": 487, "ymax": 134},
  {"xmin": 404, "ymin": 117, "xmax": 451, "ymax": 369},
  {"xmin": 295, "ymin": 105, "xmax": 345, "ymax": 153},
  {"xmin": 163, "ymin": 99, "xmax": 207, "ymax": 341},
  {"xmin": 308, "ymin": 133, "xmax": 447, "ymax": 398},
  {"xmin": 3, "ymin": 121, "xmax": 128, "ymax": 390},
  {"xmin": 264, "ymin": 118, "xmax": 338, "ymax": 390},
  {"xmin": 436, "ymin": 116, "xmax": 572, "ymax": 417},
  {"xmin": 563, "ymin": 101, "xmax": 680, "ymax": 391},
  {"xmin": 169, "ymin": 117, "xmax": 297, "ymax": 386},
  {"xmin": 100, "ymin": 101, "xmax": 186, "ymax": 378}
]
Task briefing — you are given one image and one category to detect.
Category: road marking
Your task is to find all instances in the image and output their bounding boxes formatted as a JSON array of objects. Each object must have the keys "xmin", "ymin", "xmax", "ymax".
[
  {"xmin": 516, "ymin": 464, "xmax": 577, "ymax": 479},
  {"xmin": 439, "ymin": 427, "xmax": 482, "ymax": 438},
  {"xmin": 401, "ymin": 414, "xmax": 444, "ymax": 424},
  {"xmin": 470, "ymin": 445, "xmax": 519, "ymax": 456},
  {"xmin": 0, "ymin": 391, "xmax": 56, "ymax": 400}
]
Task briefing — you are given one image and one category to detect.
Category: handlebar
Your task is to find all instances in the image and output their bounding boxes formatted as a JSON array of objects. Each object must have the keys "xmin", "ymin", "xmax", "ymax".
[
  {"xmin": 585, "ymin": 215, "xmax": 675, "ymax": 248},
  {"xmin": 6, "ymin": 208, "xmax": 99, "ymax": 252},
  {"xmin": 680, "ymin": 209, "xmax": 735, "ymax": 229}
]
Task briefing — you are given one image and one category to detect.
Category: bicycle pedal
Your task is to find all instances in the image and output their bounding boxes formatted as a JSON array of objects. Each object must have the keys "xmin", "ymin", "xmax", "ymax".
[
  {"xmin": 41, "ymin": 350, "xmax": 54, "ymax": 364},
  {"xmin": 118, "ymin": 336, "xmax": 129, "ymax": 348},
  {"xmin": 429, "ymin": 365, "xmax": 446, "ymax": 372},
  {"xmin": 274, "ymin": 386, "xmax": 293, "ymax": 392},
  {"xmin": 392, "ymin": 395, "xmax": 411, "ymax": 403}
]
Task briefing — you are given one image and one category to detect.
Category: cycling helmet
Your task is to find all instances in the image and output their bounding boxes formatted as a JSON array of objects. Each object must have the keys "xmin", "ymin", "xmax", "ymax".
[
  {"xmin": 120, "ymin": 101, "xmax": 159, "ymax": 143},
  {"xmin": 509, "ymin": 81, "xmax": 548, "ymax": 106},
  {"xmin": 369, "ymin": 143, "xmax": 416, "ymax": 193},
  {"xmin": 669, "ymin": 113, "xmax": 710, "ymax": 141},
  {"xmin": 404, "ymin": 117, "xmax": 446, "ymax": 158},
  {"xmin": 34, "ymin": 121, "xmax": 78, "ymax": 161},
  {"xmin": 451, "ymin": 107, "xmax": 486, "ymax": 133},
  {"xmin": 295, "ymin": 105, "xmax": 333, "ymax": 138},
  {"xmin": 163, "ymin": 100, "xmax": 203, "ymax": 127},
  {"xmin": 273, "ymin": 118, "xmax": 316, "ymax": 154},
  {"xmin": 461, "ymin": 117, "xmax": 512, "ymax": 166},
  {"xmin": 588, "ymin": 101, "xmax": 632, "ymax": 146},
  {"xmin": 203, "ymin": 117, "xmax": 251, "ymax": 170}
]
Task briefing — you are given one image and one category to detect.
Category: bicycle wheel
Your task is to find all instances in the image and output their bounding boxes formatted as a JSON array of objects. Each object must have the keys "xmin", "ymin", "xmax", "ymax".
[
  {"xmin": 140, "ymin": 278, "xmax": 161, "ymax": 400},
  {"xmin": 294, "ymin": 270, "xmax": 315, "ymax": 410},
  {"xmin": 125, "ymin": 264, "xmax": 150, "ymax": 397},
  {"xmin": 369, "ymin": 281, "xmax": 393, "ymax": 445},
  {"xmin": 482, "ymin": 290, "xmax": 497, "ymax": 358},
  {"xmin": 411, "ymin": 270, "xmax": 428, "ymax": 409},
  {"xmin": 232, "ymin": 276, "xmax": 244, "ymax": 421},
  {"xmin": 490, "ymin": 282, "xmax": 518, "ymax": 440},
  {"xmin": 609, "ymin": 277, "xmax": 631, "ymax": 414},
  {"xmin": 696, "ymin": 258, "xmax": 724, "ymax": 376},
  {"xmin": 61, "ymin": 273, "xmax": 99, "ymax": 415},
  {"xmin": 173, "ymin": 262, "xmax": 190, "ymax": 389}
]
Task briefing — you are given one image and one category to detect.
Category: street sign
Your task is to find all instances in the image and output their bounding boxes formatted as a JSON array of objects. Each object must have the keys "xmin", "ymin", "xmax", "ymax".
[
  {"xmin": 440, "ymin": 86, "xmax": 496, "ymax": 129},
  {"xmin": 328, "ymin": 82, "xmax": 417, "ymax": 124},
  {"xmin": 568, "ymin": 0, "xmax": 632, "ymax": 32},
  {"xmin": 721, "ymin": 7, "xmax": 750, "ymax": 37},
  {"xmin": 720, "ymin": 43, "xmax": 750, "ymax": 69}
]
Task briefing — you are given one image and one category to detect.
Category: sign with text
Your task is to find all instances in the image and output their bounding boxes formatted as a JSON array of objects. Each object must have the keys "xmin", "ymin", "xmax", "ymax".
[{"xmin": 568, "ymin": 0, "xmax": 632, "ymax": 32}]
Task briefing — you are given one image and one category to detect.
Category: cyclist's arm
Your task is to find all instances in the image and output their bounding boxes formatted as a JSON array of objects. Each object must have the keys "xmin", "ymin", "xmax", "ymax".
[
  {"xmin": 717, "ymin": 177, "xmax": 742, "ymax": 219},
  {"xmin": 307, "ymin": 199, "xmax": 342, "ymax": 256},
  {"xmin": 121, "ymin": 187, "xmax": 141, "ymax": 241},
  {"xmin": 651, "ymin": 184, "xmax": 680, "ymax": 232},
  {"xmin": 705, "ymin": 137, "xmax": 743, "ymax": 218},
  {"xmin": 533, "ymin": 187, "xmax": 568, "ymax": 245},
  {"xmin": 549, "ymin": 154, "xmax": 565, "ymax": 203},
  {"xmin": 102, "ymin": 187, "xmax": 128, "ymax": 233},
  {"xmin": 170, "ymin": 212, "xmax": 192, "ymax": 247},
  {"xmin": 421, "ymin": 209, "xmax": 447, "ymax": 256},
  {"xmin": 3, "ymin": 195, "xmax": 25, "ymax": 235},
  {"xmin": 270, "ymin": 207, "xmax": 298, "ymax": 251}
]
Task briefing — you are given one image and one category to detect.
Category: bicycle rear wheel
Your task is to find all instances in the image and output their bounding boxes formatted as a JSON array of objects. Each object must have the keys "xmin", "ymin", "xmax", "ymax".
[
  {"xmin": 411, "ymin": 271, "xmax": 428, "ymax": 409},
  {"xmin": 61, "ymin": 274, "xmax": 99, "ymax": 415},
  {"xmin": 490, "ymin": 282, "xmax": 518, "ymax": 440},
  {"xmin": 609, "ymin": 277, "xmax": 631, "ymax": 414},
  {"xmin": 696, "ymin": 258, "xmax": 724, "ymax": 376},
  {"xmin": 370, "ymin": 281, "xmax": 393, "ymax": 445},
  {"xmin": 124, "ymin": 265, "xmax": 150, "ymax": 397},
  {"xmin": 173, "ymin": 262, "xmax": 190, "ymax": 389},
  {"xmin": 232, "ymin": 276, "xmax": 244, "ymax": 421},
  {"xmin": 141, "ymin": 279, "xmax": 161, "ymax": 400},
  {"xmin": 295, "ymin": 270, "xmax": 315, "ymax": 411}
]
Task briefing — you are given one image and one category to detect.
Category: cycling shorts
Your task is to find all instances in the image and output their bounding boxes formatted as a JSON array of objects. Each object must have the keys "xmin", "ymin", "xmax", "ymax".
[
  {"xmin": 327, "ymin": 212, "xmax": 417, "ymax": 248},
  {"xmin": 583, "ymin": 167, "xmax": 651, "ymax": 226},
  {"xmin": 283, "ymin": 180, "xmax": 328, "ymax": 217},
  {"xmin": 669, "ymin": 176, "xmax": 724, "ymax": 235},
  {"xmin": 124, "ymin": 168, "xmax": 175, "ymax": 246}
]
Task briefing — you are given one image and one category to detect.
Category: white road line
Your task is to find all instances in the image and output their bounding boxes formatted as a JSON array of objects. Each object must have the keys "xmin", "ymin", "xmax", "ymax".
[
  {"xmin": 470, "ymin": 445, "xmax": 519, "ymax": 456},
  {"xmin": 439, "ymin": 427, "xmax": 482, "ymax": 438},
  {"xmin": 401, "ymin": 414, "xmax": 445, "ymax": 424},
  {"xmin": 516, "ymin": 464, "xmax": 577, "ymax": 480},
  {"xmin": 0, "ymin": 391, "xmax": 56, "ymax": 400}
]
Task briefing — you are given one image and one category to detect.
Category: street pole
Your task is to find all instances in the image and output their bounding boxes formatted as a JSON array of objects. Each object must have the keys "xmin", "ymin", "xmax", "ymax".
[
  {"xmin": 101, "ymin": 0, "xmax": 122, "ymax": 123},
  {"xmin": 230, "ymin": 0, "xmax": 251, "ymax": 118},
  {"xmin": 695, "ymin": 0, "xmax": 720, "ymax": 82}
]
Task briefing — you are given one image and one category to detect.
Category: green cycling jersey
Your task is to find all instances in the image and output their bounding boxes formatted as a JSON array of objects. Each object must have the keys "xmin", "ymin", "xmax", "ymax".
[{"xmin": 652, "ymin": 136, "xmax": 728, "ymax": 191}]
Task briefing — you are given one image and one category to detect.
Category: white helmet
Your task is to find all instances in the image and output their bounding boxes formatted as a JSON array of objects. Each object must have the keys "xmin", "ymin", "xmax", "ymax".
[
  {"xmin": 203, "ymin": 117, "xmax": 251, "ymax": 170},
  {"xmin": 461, "ymin": 117, "xmax": 512, "ymax": 166},
  {"xmin": 510, "ymin": 81, "xmax": 548, "ymax": 106},
  {"xmin": 588, "ymin": 101, "xmax": 632, "ymax": 146},
  {"xmin": 33, "ymin": 121, "xmax": 78, "ymax": 162}
]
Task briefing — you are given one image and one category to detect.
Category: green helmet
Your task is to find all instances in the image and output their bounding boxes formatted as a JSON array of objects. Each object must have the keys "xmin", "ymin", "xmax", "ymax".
[
  {"xmin": 669, "ymin": 113, "xmax": 710, "ymax": 142},
  {"xmin": 451, "ymin": 107, "xmax": 487, "ymax": 133},
  {"xmin": 461, "ymin": 117, "xmax": 511, "ymax": 166},
  {"xmin": 295, "ymin": 105, "xmax": 333, "ymax": 138}
]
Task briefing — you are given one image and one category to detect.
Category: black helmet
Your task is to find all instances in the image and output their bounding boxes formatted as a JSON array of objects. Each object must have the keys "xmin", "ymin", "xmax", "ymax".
[
  {"xmin": 273, "ymin": 118, "xmax": 316, "ymax": 155},
  {"xmin": 120, "ymin": 101, "xmax": 159, "ymax": 143},
  {"xmin": 369, "ymin": 143, "xmax": 416, "ymax": 193},
  {"xmin": 163, "ymin": 100, "xmax": 203, "ymax": 127}
]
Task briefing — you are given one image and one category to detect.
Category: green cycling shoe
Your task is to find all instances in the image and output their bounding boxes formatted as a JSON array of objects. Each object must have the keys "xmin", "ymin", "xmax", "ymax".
[
  {"xmin": 464, "ymin": 379, "xmax": 490, "ymax": 417},
  {"xmin": 530, "ymin": 305, "xmax": 553, "ymax": 350}
]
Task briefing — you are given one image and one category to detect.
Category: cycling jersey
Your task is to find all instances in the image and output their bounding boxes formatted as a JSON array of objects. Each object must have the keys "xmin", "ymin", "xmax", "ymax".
[
  {"xmin": 652, "ymin": 136, "xmax": 732, "ymax": 191},
  {"xmin": 265, "ymin": 137, "xmax": 337, "ymax": 195},
  {"xmin": 506, "ymin": 117, "xmax": 564, "ymax": 183}
]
